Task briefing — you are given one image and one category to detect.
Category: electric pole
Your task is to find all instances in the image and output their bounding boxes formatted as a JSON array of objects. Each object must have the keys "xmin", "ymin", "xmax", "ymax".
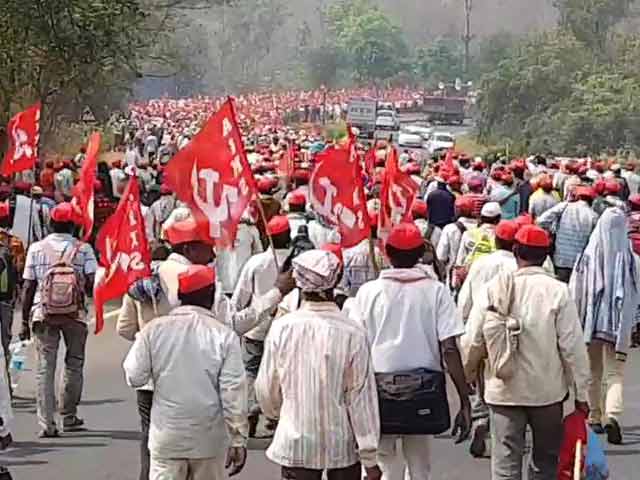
[{"xmin": 463, "ymin": 0, "xmax": 472, "ymax": 76}]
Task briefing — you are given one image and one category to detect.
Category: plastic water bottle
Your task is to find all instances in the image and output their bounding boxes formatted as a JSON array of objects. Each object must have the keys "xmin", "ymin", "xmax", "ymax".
[{"xmin": 8, "ymin": 341, "xmax": 29, "ymax": 390}]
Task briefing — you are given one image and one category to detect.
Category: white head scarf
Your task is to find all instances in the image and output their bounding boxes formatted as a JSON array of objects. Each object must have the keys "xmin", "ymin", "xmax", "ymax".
[{"xmin": 292, "ymin": 250, "xmax": 341, "ymax": 293}]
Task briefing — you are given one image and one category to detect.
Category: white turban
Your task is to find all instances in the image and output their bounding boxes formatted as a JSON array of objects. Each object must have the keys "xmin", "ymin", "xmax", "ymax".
[{"xmin": 292, "ymin": 250, "xmax": 342, "ymax": 293}]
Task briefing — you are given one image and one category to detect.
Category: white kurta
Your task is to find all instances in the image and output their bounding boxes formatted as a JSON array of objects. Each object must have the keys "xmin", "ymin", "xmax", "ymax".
[{"xmin": 123, "ymin": 305, "xmax": 248, "ymax": 459}]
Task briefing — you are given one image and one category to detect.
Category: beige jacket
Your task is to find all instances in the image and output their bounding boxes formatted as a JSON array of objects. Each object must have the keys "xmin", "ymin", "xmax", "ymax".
[{"xmin": 462, "ymin": 267, "xmax": 591, "ymax": 406}]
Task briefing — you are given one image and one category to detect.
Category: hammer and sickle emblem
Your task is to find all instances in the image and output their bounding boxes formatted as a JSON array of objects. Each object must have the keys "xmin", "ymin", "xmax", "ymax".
[{"xmin": 191, "ymin": 158, "xmax": 239, "ymax": 239}]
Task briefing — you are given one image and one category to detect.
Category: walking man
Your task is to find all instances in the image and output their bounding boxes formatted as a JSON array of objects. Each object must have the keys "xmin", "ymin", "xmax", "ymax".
[
  {"xmin": 123, "ymin": 265, "xmax": 248, "ymax": 480},
  {"xmin": 256, "ymin": 250, "xmax": 382, "ymax": 480},
  {"xmin": 20, "ymin": 203, "xmax": 97, "ymax": 437},
  {"xmin": 463, "ymin": 225, "xmax": 591, "ymax": 480}
]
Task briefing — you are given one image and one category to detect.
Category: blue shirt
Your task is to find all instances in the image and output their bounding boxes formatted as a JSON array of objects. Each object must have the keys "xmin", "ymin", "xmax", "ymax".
[{"xmin": 426, "ymin": 183, "xmax": 455, "ymax": 228}]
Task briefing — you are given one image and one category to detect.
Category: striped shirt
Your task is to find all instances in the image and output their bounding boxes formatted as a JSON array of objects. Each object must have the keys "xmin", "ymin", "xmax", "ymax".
[
  {"xmin": 338, "ymin": 240, "xmax": 384, "ymax": 298},
  {"xmin": 23, "ymin": 233, "xmax": 98, "ymax": 320},
  {"xmin": 255, "ymin": 302, "xmax": 379, "ymax": 469},
  {"xmin": 537, "ymin": 201, "xmax": 598, "ymax": 269}
]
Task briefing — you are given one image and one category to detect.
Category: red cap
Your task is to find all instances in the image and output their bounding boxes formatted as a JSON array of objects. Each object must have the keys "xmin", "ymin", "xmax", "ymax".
[
  {"xmin": 178, "ymin": 265, "xmax": 216, "ymax": 294},
  {"xmin": 515, "ymin": 225, "xmax": 551, "ymax": 248},
  {"xmin": 14, "ymin": 181, "xmax": 31, "ymax": 192},
  {"xmin": 406, "ymin": 163, "xmax": 421, "ymax": 175},
  {"xmin": 94, "ymin": 179, "xmax": 103, "ymax": 192},
  {"xmin": 495, "ymin": 220, "xmax": 519, "ymax": 242},
  {"xmin": 386, "ymin": 223, "xmax": 424, "ymax": 250},
  {"xmin": 0, "ymin": 202, "xmax": 9, "ymax": 219},
  {"xmin": 604, "ymin": 180, "xmax": 622, "ymax": 195},
  {"xmin": 112, "ymin": 160, "xmax": 122, "ymax": 169},
  {"xmin": 490, "ymin": 170, "xmax": 503, "ymax": 181},
  {"xmin": 267, "ymin": 215, "xmax": 290, "ymax": 235},
  {"xmin": 501, "ymin": 172, "xmax": 514, "ymax": 185},
  {"xmin": 166, "ymin": 218, "xmax": 203, "ymax": 245},
  {"xmin": 575, "ymin": 186, "xmax": 596, "ymax": 199},
  {"xmin": 448, "ymin": 175, "xmax": 462, "ymax": 187},
  {"xmin": 411, "ymin": 200, "xmax": 428, "ymax": 218},
  {"xmin": 473, "ymin": 160, "xmax": 486, "ymax": 170},
  {"xmin": 257, "ymin": 177, "xmax": 278, "ymax": 194},
  {"xmin": 292, "ymin": 169, "xmax": 311, "ymax": 182},
  {"xmin": 51, "ymin": 203, "xmax": 74, "ymax": 223},
  {"xmin": 455, "ymin": 195, "xmax": 474, "ymax": 216},
  {"xmin": 467, "ymin": 176, "xmax": 484, "ymax": 192},
  {"xmin": 62, "ymin": 159, "xmax": 72, "ymax": 168},
  {"xmin": 160, "ymin": 183, "xmax": 172, "ymax": 195},
  {"xmin": 287, "ymin": 190, "xmax": 306, "ymax": 207},
  {"xmin": 514, "ymin": 213, "xmax": 534, "ymax": 229},
  {"xmin": 629, "ymin": 194, "xmax": 640, "ymax": 208},
  {"xmin": 321, "ymin": 243, "xmax": 343, "ymax": 265}
]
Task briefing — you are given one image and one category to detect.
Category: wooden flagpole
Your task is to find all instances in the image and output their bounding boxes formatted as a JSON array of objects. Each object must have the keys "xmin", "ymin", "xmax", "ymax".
[{"xmin": 255, "ymin": 194, "xmax": 279, "ymax": 271}]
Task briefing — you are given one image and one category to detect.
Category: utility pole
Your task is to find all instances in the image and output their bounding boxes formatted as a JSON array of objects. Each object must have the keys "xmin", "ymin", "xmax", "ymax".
[{"xmin": 463, "ymin": 0, "xmax": 472, "ymax": 76}]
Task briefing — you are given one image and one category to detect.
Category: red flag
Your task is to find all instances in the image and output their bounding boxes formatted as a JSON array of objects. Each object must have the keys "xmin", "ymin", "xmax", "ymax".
[
  {"xmin": 94, "ymin": 178, "xmax": 151, "ymax": 334},
  {"xmin": 277, "ymin": 143, "xmax": 295, "ymax": 178},
  {"xmin": 440, "ymin": 148, "xmax": 457, "ymax": 180},
  {"xmin": 71, "ymin": 132, "xmax": 101, "ymax": 240},
  {"xmin": 310, "ymin": 146, "xmax": 370, "ymax": 248},
  {"xmin": 364, "ymin": 142, "xmax": 378, "ymax": 177},
  {"xmin": 379, "ymin": 147, "xmax": 419, "ymax": 241},
  {"xmin": 1, "ymin": 102, "xmax": 41, "ymax": 176},
  {"xmin": 166, "ymin": 98, "xmax": 257, "ymax": 248}
]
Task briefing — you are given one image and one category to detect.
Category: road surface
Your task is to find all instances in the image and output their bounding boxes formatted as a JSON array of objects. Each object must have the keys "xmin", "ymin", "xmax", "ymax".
[{"xmin": 2, "ymin": 307, "xmax": 639, "ymax": 479}]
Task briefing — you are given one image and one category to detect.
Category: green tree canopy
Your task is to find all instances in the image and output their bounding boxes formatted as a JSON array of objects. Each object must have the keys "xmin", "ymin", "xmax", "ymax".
[{"xmin": 326, "ymin": 0, "xmax": 409, "ymax": 83}]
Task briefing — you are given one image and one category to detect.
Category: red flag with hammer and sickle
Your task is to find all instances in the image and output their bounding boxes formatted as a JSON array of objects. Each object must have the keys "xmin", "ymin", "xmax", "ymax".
[
  {"xmin": 94, "ymin": 177, "xmax": 151, "ymax": 334},
  {"xmin": 379, "ymin": 147, "xmax": 419, "ymax": 241},
  {"xmin": 310, "ymin": 141, "xmax": 370, "ymax": 248},
  {"xmin": 166, "ymin": 98, "xmax": 257, "ymax": 248},
  {"xmin": 1, "ymin": 102, "xmax": 41, "ymax": 176},
  {"xmin": 71, "ymin": 132, "xmax": 101, "ymax": 241}
]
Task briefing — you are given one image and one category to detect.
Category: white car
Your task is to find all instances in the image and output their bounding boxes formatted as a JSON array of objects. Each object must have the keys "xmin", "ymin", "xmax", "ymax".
[
  {"xmin": 376, "ymin": 110, "xmax": 399, "ymax": 131},
  {"xmin": 426, "ymin": 132, "xmax": 455, "ymax": 154},
  {"xmin": 398, "ymin": 131, "xmax": 423, "ymax": 148}
]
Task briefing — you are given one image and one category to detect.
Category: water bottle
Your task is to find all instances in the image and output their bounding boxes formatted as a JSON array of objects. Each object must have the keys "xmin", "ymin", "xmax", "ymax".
[{"xmin": 8, "ymin": 341, "xmax": 29, "ymax": 390}]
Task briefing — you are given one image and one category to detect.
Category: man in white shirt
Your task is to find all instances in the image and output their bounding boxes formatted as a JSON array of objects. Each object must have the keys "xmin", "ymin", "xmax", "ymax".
[
  {"xmin": 20, "ymin": 203, "xmax": 98, "ymax": 437},
  {"xmin": 436, "ymin": 195, "xmax": 478, "ymax": 288},
  {"xmin": 256, "ymin": 250, "xmax": 382, "ymax": 480},
  {"xmin": 124, "ymin": 143, "xmax": 142, "ymax": 168},
  {"xmin": 285, "ymin": 190, "xmax": 308, "ymax": 240},
  {"xmin": 123, "ymin": 265, "xmax": 248, "ymax": 480},
  {"xmin": 351, "ymin": 223, "xmax": 471, "ymax": 480},
  {"xmin": 457, "ymin": 220, "xmax": 519, "ymax": 458},
  {"xmin": 215, "ymin": 220, "xmax": 263, "ymax": 298},
  {"xmin": 412, "ymin": 199, "xmax": 441, "ymax": 248},
  {"xmin": 463, "ymin": 225, "xmax": 590, "ymax": 480},
  {"xmin": 231, "ymin": 215, "xmax": 291, "ymax": 437}
]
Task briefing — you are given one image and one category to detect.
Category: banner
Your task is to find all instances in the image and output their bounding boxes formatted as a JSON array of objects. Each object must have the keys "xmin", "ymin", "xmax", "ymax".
[
  {"xmin": 165, "ymin": 98, "xmax": 257, "ymax": 248},
  {"xmin": 71, "ymin": 132, "xmax": 101, "ymax": 240},
  {"xmin": 1, "ymin": 102, "xmax": 41, "ymax": 176},
  {"xmin": 379, "ymin": 147, "xmax": 419, "ymax": 241},
  {"xmin": 94, "ymin": 177, "xmax": 151, "ymax": 334},
  {"xmin": 310, "ymin": 145, "xmax": 370, "ymax": 248}
]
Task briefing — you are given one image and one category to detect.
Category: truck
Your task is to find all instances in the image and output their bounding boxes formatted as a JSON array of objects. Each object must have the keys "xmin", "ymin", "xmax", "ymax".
[
  {"xmin": 346, "ymin": 97, "xmax": 377, "ymax": 138},
  {"xmin": 422, "ymin": 95, "xmax": 466, "ymax": 125}
]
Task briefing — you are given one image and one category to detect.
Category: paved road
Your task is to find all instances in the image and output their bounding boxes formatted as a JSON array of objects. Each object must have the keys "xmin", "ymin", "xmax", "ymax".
[{"xmin": 1, "ymin": 307, "xmax": 639, "ymax": 479}]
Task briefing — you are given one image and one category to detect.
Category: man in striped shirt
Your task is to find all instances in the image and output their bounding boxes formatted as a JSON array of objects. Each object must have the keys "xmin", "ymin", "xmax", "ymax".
[
  {"xmin": 537, "ymin": 186, "xmax": 598, "ymax": 283},
  {"xmin": 256, "ymin": 250, "xmax": 382, "ymax": 480}
]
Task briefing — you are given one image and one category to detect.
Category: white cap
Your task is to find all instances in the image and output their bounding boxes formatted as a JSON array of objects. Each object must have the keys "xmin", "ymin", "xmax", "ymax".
[{"xmin": 481, "ymin": 202, "xmax": 502, "ymax": 218}]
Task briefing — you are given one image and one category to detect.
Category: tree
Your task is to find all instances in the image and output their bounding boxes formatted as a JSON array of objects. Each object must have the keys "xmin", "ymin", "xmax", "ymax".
[
  {"xmin": 476, "ymin": 30, "xmax": 593, "ymax": 148},
  {"xmin": 553, "ymin": 0, "xmax": 636, "ymax": 50},
  {"xmin": 414, "ymin": 38, "xmax": 465, "ymax": 85},
  {"xmin": 326, "ymin": 0, "xmax": 409, "ymax": 83}
]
